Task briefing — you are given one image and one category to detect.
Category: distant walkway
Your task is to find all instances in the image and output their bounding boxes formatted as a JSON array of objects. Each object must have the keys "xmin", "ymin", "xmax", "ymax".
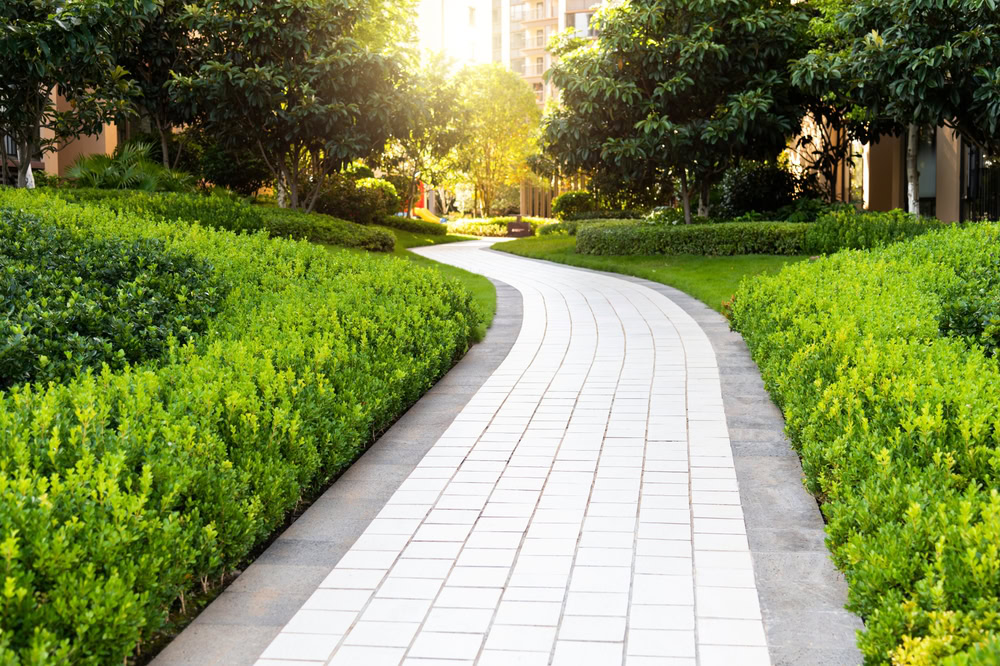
[{"xmin": 156, "ymin": 239, "xmax": 861, "ymax": 666}]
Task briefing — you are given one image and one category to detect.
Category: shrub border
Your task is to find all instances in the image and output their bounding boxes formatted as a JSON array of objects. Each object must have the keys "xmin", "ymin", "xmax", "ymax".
[{"xmin": 153, "ymin": 280, "xmax": 523, "ymax": 664}]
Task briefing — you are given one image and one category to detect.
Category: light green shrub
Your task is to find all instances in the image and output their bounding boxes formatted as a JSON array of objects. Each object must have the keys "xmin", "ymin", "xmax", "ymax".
[
  {"xmin": 577, "ymin": 219, "xmax": 808, "ymax": 255},
  {"xmin": 730, "ymin": 223, "xmax": 1000, "ymax": 663},
  {"xmin": 551, "ymin": 190, "xmax": 596, "ymax": 220},
  {"xmin": 260, "ymin": 207, "xmax": 395, "ymax": 251},
  {"xmin": 0, "ymin": 189, "xmax": 478, "ymax": 664},
  {"xmin": 380, "ymin": 215, "xmax": 447, "ymax": 236},
  {"xmin": 804, "ymin": 207, "xmax": 945, "ymax": 253},
  {"xmin": 447, "ymin": 217, "xmax": 554, "ymax": 237}
]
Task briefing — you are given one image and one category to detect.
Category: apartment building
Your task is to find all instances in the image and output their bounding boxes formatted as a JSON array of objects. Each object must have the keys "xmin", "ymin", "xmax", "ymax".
[
  {"xmin": 416, "ymin": 0, "xmax": 493, "ymax": 65},
  {"xmin": 493, "ymin": 0, "xmax": 601, "ymax": 106}
]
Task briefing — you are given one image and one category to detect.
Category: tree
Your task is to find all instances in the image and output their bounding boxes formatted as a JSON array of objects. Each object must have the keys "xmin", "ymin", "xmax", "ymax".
[
  {"xmin": 172, "ymin": 0, "xmax": 405, "ymax": 211},
  {"xmin": 452, "ymin": 64, "xmax": 540, "ymax": 217},
  {"xmin": 382, "ymin": 53, "xmax": 467, "ymax": 217},
  {"xmin": 840, "ymin": 0, "xmax": 1000, "ymax": 213},
  {"xmin": 0, "ymin": 0, "xmax": 145, "ymax": 188},
  {"xmin": 544, "ymin": 0, "xmax": 810, "ymax": 223},
  {"xmin": 115, "ymin": 0, "xmax": 199, "ymax": 168}
]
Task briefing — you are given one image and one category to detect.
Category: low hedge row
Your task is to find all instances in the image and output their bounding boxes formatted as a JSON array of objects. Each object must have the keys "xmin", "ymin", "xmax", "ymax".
[
  {"xmin": 47, "ymin": 188, "xmax": 395, "ymax": 251},
  {"xmin": 447, "ymin": 217, "xmax": 553, "ymax": 237},
  {"xmin": 0, "ymin": 189, "xmax": 479, "ymax": 663},
  {"xmin": 577, "ymin": 219, "xmax": 808, "ymax": 255},
  {"xmin": 260, "ymin": 207, "xmax": 395, "ymax": 251},
  {"xmin": 576, "ymin": 208, "xmax": 946, "ymax": 256},
  {"xmin": 381, "ymin": 214, "xmax": 447, "ymax": 236},
  {"xmin": 730, "ymin": 223, "xmax": 1000, "ymax": 663}
]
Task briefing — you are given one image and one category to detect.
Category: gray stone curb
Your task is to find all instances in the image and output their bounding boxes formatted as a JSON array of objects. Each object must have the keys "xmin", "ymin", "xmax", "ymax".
[
  {"xmin": 487, "ymin": 249, "xmax": 863, "ymax": 666},
  {"xmin": 152, "ymin": 280, "xmax": 524, "ymax": 666}
]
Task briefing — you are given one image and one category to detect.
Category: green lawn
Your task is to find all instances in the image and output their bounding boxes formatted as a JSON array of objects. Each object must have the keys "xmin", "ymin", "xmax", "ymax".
[
  {"xmin": 328, "ymin": 226, "xmax": 496, "ymax": 341},
  {"xmin": 495, "ymin": 236, "xmax": 805, "ymax": 312}
]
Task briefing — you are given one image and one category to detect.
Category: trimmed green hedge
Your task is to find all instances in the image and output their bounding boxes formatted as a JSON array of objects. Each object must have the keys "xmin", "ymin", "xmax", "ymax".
[
  {"xmin": 46, "ymin": 188, "xmax": 395, "ymax": 251},
  {"xmin": 447, "ymin": 216, "xmax": 554, "ymax": 237},
  {"xmin": 577, "ymin": 219, "xmax": 808, "ymax": 255},
  {"xmin": 260, "ymin": 207, "xmax": 395, "ymax": 251},
  {"xmin": 576, "ymin": 209, "xmax": 946, "ymax": 256},
  {"xmin": 0, "ymin": 210, "xmax": 226, "ymax": 389},
  {"xmin": 0, "ymin": 189, "xmax": 479, "ymax": 664},
  {"xmin": 381, "ymin": 214, "xmax": 447, "ymax": 236},
  {"xmin": 730, "ymin": 223, "xmax": 1000, "ymax": 663}
]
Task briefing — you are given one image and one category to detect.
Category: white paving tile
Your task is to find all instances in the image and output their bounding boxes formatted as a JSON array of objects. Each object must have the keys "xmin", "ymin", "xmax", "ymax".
[{"xmin": 255, "ymin": 240, "xmax": 769, "ymax": 665}]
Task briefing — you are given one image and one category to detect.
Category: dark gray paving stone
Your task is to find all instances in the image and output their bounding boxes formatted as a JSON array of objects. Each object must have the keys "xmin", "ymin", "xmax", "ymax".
[{"xmin": 152, "ymin": 280, "xmax": 523, "ymax": 666}]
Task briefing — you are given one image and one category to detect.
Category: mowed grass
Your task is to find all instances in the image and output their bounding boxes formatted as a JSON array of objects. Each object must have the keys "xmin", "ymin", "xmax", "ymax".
[
  {"xmin": 329, "ymin": 226, "xmax": 496, "ymax": 341},
  {"xmin": 495, "ymin": 236, "xmax": 806, "ymax": 312}
]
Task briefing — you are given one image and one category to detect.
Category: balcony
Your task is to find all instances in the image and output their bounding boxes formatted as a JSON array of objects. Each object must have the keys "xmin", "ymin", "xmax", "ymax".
[{"xmin": 521, "ymin": 8, "xmax": 557, "ymax": 23}]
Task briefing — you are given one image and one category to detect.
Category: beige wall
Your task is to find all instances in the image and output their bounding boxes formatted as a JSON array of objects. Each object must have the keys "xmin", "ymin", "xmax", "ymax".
[
  {"xmin": 935, "ymin": 126, "xmax": 961, "ymax": 222},
  {"xmin": 866, "ymin": 134, "xmax": 904, "ymax": 211}
]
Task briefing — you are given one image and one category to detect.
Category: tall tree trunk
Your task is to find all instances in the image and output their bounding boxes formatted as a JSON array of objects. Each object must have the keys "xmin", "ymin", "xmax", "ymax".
[
  {"xmin": 0, "ymin": 132, "xmax": 8, "ymax": 187},
  {"xmin": 697, "ymin": 179, "xmax": 710, "ymax": 218},
  {"xmin": 407, "ymin": 169, "xmax": 418, "ymax": 217},
  {"xmin": 906, "ymin": 124, "xmax": 920, "ymax": 215},
  {"xmin": 155, "ymin": 116, "xmax": 171, "ymax": 169},
  {"xmin": 679, "ymin": 168, "xmax": 692, "ymax": 225}
]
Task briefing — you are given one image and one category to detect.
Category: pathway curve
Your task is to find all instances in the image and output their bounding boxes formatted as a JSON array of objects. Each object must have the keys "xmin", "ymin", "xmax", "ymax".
[{"xmin": 255, "ymin": 239, "xmax": 775, "ymax": 666}]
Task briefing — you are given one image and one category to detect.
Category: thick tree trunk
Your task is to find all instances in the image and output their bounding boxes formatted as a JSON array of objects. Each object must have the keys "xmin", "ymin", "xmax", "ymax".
[
  {"xmin": 697, "ymin": 180, "xmax": 710, "ymax": 218},
  {"xmin": 679, "ymin": 168, "xmax": 692, "ymax": 225},
  {"xmin": 407, "ymin": 169, "xmax": 419, "ymax": 217},
  {"xmin": 906, "ymin": 124, "xmax": 920, "ymax": 215},
  {"xmin": 0, "ymin": 133, "xmax": 8, "ymax": 187},
  {"xmin": 159, "ymin": 125, "xmax": 171, "ymax": 169}
]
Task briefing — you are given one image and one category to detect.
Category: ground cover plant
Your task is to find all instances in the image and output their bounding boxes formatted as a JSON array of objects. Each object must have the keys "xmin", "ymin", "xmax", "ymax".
[
  {"xmin": 495, "ymin": 235, "xmax": 802, "ymax": 312},
  {"xmin": 0, "ymin": 189, "xmax": 479, "ymax": 664},
  {"xmin": 730, "ymin": 222, "xmax": 1000, "ymax": 663}
]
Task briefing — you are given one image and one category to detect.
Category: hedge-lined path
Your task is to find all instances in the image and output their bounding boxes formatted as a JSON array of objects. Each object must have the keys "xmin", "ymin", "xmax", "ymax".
[{"xmin": 156, "ymin": 239, "xmax": 861, "ymax": 666}]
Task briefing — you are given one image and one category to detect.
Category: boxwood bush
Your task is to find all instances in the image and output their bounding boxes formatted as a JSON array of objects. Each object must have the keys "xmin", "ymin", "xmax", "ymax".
[
  {"xmin": 0, "ymin": 189, "xmax": 479, "ymax": 664},
  {"xmin": 804, "ymin": 206, "xmax": 945, "ymax": 253},
  {"xmin": 381, "ymin": 214, "xmax": 447, "ymax": 236},
  {"xmin": 447, "ymin": 216, "xmax": 553, "ymax": 237},
  {"xmin": 48, "ymin": 188, "xmax": 395, "ymax": 251},
  {"xmin": 730, "ymin": 223, "xmax": 1000, "ymax": 663},
  {"xmin": 0, "ymin": 210, "xmax": 226, "ymax": 389},
  {"xmin": 577, "ymin": 219, "xmax": 809, "ymax": 255}
]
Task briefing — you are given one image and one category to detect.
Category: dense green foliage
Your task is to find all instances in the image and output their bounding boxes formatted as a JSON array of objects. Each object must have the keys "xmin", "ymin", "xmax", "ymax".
[
  {"xmin": 259, "ymin": 207, "xmax": 395, "ymax": 251},
  {"xmin": 805, "ymin": 206, "xmax": 944, "ymax": 254},
  {"xmin": 577, "ymin": 220, "xmax": 809, "ymax": 256},
  {"xmin": 447, "ymin": 216, "xmax": 553, "ymax": 237},
  {"xmin": 717, "ymin": 160, "xmax": 817, "ymax": 219},
  {"xmin": 66, "ymin": 142, "xmax": 195, "ymax": 192},
  {"xmin": 381, "ymin": 215, "xmax": 447, "ymax": 236},
  {"xmin": 0, "ymin": 189, "xmax": 478, "ymax": 663},
  {"xmin": 730, "ymin": 223, "xmax": 1000, "ymax": 663},
  {"xmin": 0, "ymin": 209, "xmax": 224, "ymax": 389},
  {"xmin": 48, "ymin": 189, "xmax": 394, "ymax": 251},
  {"xmin": 315, "ymin": 175, "xmax": 400, "ymax": 225},
  {"xmin": 551, "ymin": 190, "xmax": 596, "ymax": 220}
]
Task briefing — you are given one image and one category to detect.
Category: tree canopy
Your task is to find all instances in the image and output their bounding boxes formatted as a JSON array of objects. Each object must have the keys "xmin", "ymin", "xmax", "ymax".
[
  {"xmin": 543, "ymin": 0, "xmax": 811, "ymax": 222},
  {"xmin": 171, "ymin": 0, "xmax": 405, "ymax": 211}
]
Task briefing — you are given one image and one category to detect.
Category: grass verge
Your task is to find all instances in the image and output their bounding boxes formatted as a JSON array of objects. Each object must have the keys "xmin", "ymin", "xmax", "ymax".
[{"xmin": 495, "ymin": 236, "xmax": 805, "ymax": 312}]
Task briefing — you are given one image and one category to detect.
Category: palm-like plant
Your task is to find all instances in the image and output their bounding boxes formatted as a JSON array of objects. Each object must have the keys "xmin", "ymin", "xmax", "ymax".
[{"xmin": 67, "ymin": 141, "xmax": 195, "ymax": 191}]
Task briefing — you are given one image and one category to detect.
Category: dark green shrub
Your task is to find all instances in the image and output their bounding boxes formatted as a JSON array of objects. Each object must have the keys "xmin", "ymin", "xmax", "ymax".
[
  {"xmin": 717, "ymin": 160, "xmax": 815, "ymax": 218},
  {"xmin": 730, "ymin": 223, "xmax": 1000, "ymax": 663},
  {"xmin": 577, "ymin": 219, "xmax": 808, "ymax": 255},
  {"xmin": 562, "ymin": 209, "xmax": 646, "ymax": 221},
  {"xmin": 551, "ymin": 190, "xmax": 596, "ymax": 220},
  {"xmin": 804, "ymin": 207, "xmax": 945, "ymax": 253},
  {"xmin": 314, "ymin": 174, "xmax": 399, "ymax": 224},
  {"xmin": 199, "ymin": 141, "xmax": 272, "ymax": 197},
  {"xmin": 380, "ymin": 215, "xmax": 447, "ymax": 236},
  {"xmin": 0, "ymin": 188, "xmax": 478, "ymax": 664},
  {"xmin": 0, "ymin": 209, "xmax": 225, "ymax": 389},
  {"xmin": 260, "ymin": 208, "xmax": 395, "ymax": 251}
]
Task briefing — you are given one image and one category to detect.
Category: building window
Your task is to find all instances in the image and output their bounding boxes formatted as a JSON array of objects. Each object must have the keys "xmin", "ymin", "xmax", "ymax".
[
  {"xmin": 468, "ymin": 6, "xmax": 476, "ymax": 26},
  {"xmin": 533, "ymin": 82, "xmax": 544, "ymax": 102},
  {"xmin": 535, "ymin": 29, "xmax": 545, "ymax": 47},
  {"xmin": 535, "ymin": 2, "xmax": 543, "ymax": 18},
  {"xmin": 535, "ymin": 56, "xmax": 544, "ymax": 75},
  {"xmin": 567, "ymin": 12, "xmax": 596, "ymax": 37},
  {"xmin": 511, "ymin": 57, "xmax": 526, "ymax": 75},
  {"xmin": 511, "ymin": 3, "xmax": 525, "ymax": 21},
  {"xmin": 511, "ymin": 30, "xmax": 526, "ymax": 50}
]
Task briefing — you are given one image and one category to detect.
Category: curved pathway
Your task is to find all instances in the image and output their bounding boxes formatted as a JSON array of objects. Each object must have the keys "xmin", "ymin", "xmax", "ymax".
[{"xmin": 244, "ymin": 239, "xmax": 846, "ymax": 666}]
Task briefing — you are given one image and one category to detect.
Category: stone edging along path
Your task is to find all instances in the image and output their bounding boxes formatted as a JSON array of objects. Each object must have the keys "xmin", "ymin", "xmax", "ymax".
[
  {"xmin": 154, "ymin": 239, "xmax": 862, "ymax": 665},
  {"xmin": 152, "ymin": 280, "xmax": 524, "ymax": 665}
]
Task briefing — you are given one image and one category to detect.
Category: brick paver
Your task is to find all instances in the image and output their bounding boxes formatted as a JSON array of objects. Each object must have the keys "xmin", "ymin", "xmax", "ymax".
[{"xmin": 255, "ymin": 240, "xmax": 770, "ymax": 666}]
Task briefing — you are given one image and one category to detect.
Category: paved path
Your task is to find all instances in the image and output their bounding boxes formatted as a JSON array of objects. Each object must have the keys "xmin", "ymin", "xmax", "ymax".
[{"xmin": 254, "ymin": 239, "xmax": 780, "ymax": 665}]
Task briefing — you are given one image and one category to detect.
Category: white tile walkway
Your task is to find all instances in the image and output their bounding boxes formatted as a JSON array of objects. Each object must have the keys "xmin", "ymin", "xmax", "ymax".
[{"xmin": 255, "ymin": 240, "xmax": 769, "ymax": 666}]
